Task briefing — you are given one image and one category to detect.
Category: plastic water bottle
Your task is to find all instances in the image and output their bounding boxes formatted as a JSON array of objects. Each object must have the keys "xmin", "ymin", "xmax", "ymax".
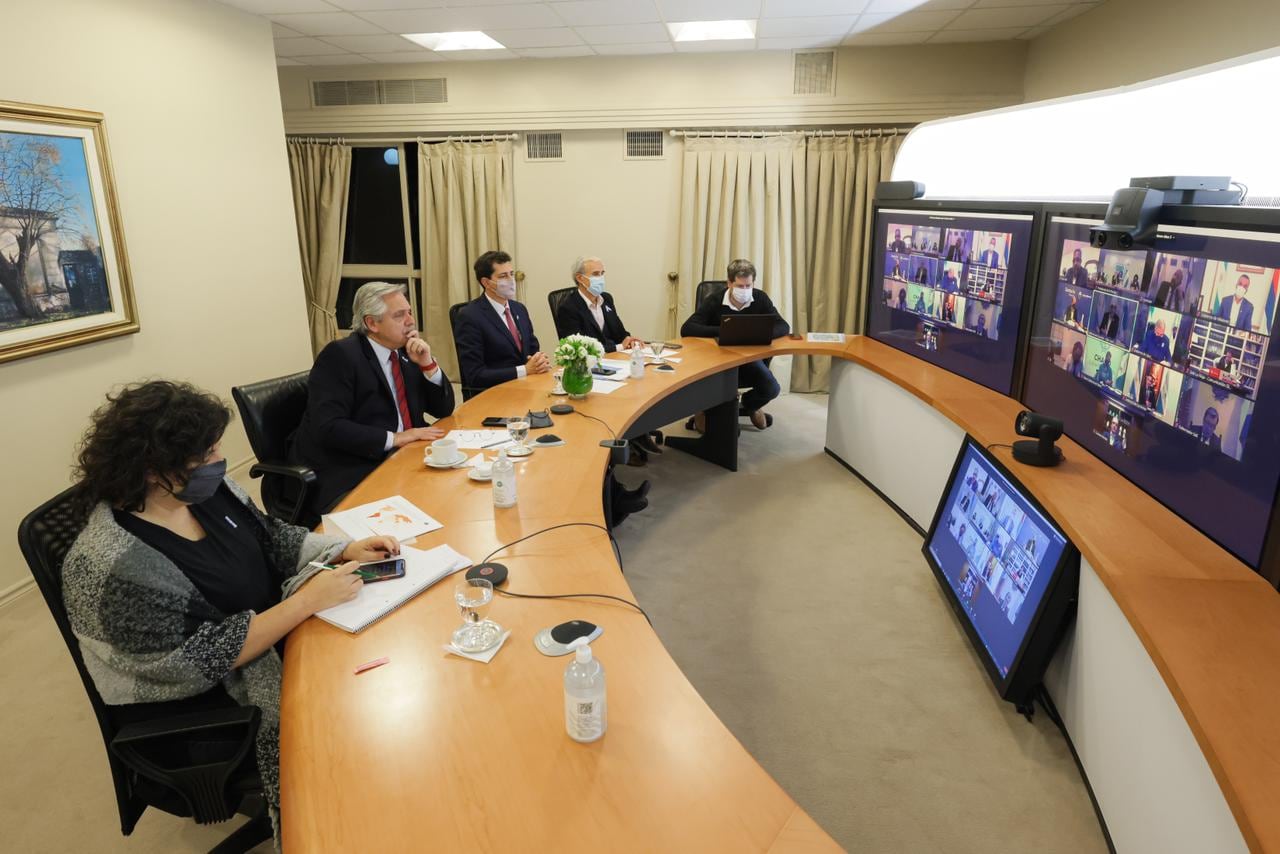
[
  {"xmin": 492, "ymin": 449, "xmax": 517, "ymax": 508},
  {"xmin": 629, "ymin": 344, "xmax": 645, "ymax": 379},
  {"xmin": 564, "ymin": 637, "xmax": 606, "ymax": 743}
]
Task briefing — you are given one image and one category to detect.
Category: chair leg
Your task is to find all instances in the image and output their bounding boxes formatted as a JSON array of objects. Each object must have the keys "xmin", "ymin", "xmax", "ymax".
[{"xmin": 208, "ymin": 810, "xmax": 272, "ymax": 854}]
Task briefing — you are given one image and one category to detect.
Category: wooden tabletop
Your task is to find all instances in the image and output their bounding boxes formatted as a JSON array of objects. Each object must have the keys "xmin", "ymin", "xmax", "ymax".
[{"xmin": 281, "ymin": 335, "xmax": 1280, "ymax": 853}]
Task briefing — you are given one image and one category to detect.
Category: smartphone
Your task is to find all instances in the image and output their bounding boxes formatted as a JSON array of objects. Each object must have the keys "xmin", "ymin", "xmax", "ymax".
[
  {"xmin": 358, "ymin": 558, "xmax": 406, "ymax": 583},
  {"xmin": 662, "ymin": 342, "xmax": 683, "ymax": 349},
  {"xmin": 481, "ymin": 416, "xmax": 511, "ymax": 427}
]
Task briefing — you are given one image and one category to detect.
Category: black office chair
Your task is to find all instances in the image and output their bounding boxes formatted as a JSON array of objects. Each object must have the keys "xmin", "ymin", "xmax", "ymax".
[
  {"xmin": 547, "ymin": 286, "xmax": 577, "ymax": 339},
  {"xmin": 449, "ymin": 301, "xmax": 486, "ymax": 401},
  {"xmin": 18, "ymin": 487, "xmax": 270, "ymax": 852},
  {"xmin": 231, "ymin": 371, "xmax": 316, "ymax": 528},
  {"xmin": 695, "ymin": 279, "xmax": 724, "ymax": 308}
]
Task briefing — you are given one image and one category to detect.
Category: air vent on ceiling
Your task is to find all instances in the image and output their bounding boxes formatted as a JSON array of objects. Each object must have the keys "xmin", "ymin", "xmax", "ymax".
[
  {"xmin": 311, "ymin": 78, "xmax": 447, "ymax": 108},
  {"xmin": 526, "ymin": 132, "xmax": 563, "ymax": 161},
  {"xmin": 793, "ymin": 50, "xmax": 835, "ymax": 96},
  {"xmin": 625, "ymin": 130, "xmax": 664, "ymax": 160}
]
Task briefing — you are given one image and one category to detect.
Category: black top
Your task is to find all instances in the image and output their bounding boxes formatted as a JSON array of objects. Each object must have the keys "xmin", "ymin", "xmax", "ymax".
[
  {"xmin": 114, "ymin": 485, "xmax": 277, "ymax": 617},
  {"xmin": 555, "ymin": 290, "xmax": 632, "ymax": 353},
  {"xmin": 680, "ymin": 288, "xmax": 791, "ymax": 340}
]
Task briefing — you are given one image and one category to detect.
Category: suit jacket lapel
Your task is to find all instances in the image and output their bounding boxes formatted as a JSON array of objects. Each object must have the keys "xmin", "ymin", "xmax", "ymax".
[
  {"xmin": 357, "ymin": 334, "xmax": 399, "ymax": 415},
  {"xmin": 479, "ymin": 298, "xmax": 523, "ymax": 356}
]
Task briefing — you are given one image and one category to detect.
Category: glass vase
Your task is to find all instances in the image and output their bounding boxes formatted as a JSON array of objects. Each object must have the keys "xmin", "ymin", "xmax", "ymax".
[{"xmin": 561, "ymin": 360, "xmax": 593, "ymax": 399}]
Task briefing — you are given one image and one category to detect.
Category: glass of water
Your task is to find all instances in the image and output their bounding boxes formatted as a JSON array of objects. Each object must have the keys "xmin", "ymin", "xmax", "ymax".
[
  {"xmin": 507, "ymin": 419, "xmax": 530, "ymax": 451},
  {"xmin": 452, "ymin": 578, "xmax": 501, "ymax": 653},
  {"xmin": 648, "ymin": 340, "xmax": 665, "ymax": 364}
]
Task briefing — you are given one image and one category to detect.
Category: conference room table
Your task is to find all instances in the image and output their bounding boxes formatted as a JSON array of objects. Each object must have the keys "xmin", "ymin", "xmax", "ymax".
[{"xmin": 279, "ymin": 335, "xmax": 1280, "ymax": 853}]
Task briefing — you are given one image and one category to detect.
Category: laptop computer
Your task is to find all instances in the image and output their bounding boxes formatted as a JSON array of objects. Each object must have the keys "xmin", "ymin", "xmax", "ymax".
[{"xmin": 718, "ymin": 313, "xmax": 776, "ymax": 346}]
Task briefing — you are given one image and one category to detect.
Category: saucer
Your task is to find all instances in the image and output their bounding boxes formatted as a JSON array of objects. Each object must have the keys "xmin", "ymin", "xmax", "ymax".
[
  {"xmin": 505, "ymin": 445, "xmax": 533, "ymax": 458},
  {"xmin": 425, "ymin": 453, "xmax": 467, "ymax": 469},
  {"xmin": 550, "ymin": 388, "xmax": 568, "ymax": 396},
  {"xmin": 468, "ymin": 467, "xmax": 493, "ymax": 482}
]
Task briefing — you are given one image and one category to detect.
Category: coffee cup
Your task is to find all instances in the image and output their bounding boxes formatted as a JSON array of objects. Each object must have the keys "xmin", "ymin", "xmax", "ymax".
[{"xmin": 428, "ymin": 438, "xmax": 459, "ymax": 464}]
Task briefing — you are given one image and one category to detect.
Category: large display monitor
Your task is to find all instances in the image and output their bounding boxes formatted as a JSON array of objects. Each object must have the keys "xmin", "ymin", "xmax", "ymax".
[
  {"xmin": 866, "ymin": 202, "xmax": 1039, "ymax": 396},
  {"xmin": 924, "ymin": 437, "xmax": 1079, "ymax": 707},
  {"xmin": 1021, "ymin": 207, "xmax": 1280, "ymax": 573}
]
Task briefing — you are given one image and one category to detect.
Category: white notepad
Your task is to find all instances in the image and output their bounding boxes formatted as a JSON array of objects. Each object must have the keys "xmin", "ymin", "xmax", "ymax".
[
  {"xmin": 314, "ymin": 544, "xmax": 472, "ymax": 634},
  {"xmin": 322, "ymin": 494, "xmax": 442, "ymax": 542}
]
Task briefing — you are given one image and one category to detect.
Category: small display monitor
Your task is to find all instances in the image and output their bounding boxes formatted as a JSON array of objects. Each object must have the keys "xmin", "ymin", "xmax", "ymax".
[
  {"xmin": 1022, "ymin": 208, "xmax": 1280, "ymax": 572},
  {"xmin": 924, "ymin": 437, "xmax": 1080, "ymax": 705},
  {"xmin": 867, "ymin": 203, "xmax": 1038, "ymax": 396}
]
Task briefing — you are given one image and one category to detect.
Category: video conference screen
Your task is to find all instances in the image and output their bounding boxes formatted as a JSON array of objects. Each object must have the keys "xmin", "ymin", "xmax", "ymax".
[
  {"xmin": 866, "ymin": 206, "xmax": 1037, "ymax": 395},
  {"xmin": 1022, "ymin": 214, "xmax": 1280, "ymax": 569},
  {"xmin": 925, "ymin": 439, "xmax": 1070, "ymax": 680}
]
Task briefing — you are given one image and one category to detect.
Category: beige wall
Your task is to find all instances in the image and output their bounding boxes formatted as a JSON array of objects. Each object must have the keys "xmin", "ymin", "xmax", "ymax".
[
  {"xmin": 0, "ymin": 0, "xmax": 310, "ymax": 598},
  {"xmin": 1025, "ymin": 0, "xmax": 1280, "ymax": 101}
]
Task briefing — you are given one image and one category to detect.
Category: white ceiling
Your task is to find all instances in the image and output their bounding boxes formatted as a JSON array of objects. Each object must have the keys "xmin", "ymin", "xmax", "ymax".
[{"xmin": 215, "ymin": 0, "xmax": 1104, "ymax": 66}]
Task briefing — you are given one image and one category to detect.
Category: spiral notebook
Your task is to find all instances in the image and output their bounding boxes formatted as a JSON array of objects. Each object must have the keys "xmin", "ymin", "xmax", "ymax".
[{"xmin": 315, "ymin": 543, "xmax": 472, "ymax": 633}]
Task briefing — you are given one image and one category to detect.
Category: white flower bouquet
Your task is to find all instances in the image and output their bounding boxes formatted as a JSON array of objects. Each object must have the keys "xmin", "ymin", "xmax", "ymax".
[{"xmin": 553, "ymin": 334, "xmax": 604, "ymax": 369}]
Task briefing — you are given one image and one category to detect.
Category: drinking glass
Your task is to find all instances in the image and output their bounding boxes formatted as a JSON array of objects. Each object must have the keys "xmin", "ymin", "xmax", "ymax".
[
  {"xmin": 507, "ymin": 419, "xmax": 530, "ymax": 451},
  {"xmin": 648, "ymin": 340, "xmax": 666, "ymax": 364},
  {"xmin": 452, "ymin": 578, "xmax": 501, "ymax": 653}
]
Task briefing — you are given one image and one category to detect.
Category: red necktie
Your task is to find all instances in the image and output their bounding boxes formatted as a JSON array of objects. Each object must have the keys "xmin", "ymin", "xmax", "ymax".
[
  {"xmin": 504, "ymin": 306, "xmax": 523, "ymax": 352},
  {"xmin": 389, "ymin": 352, "xmax": 413, "ymax": 430}
]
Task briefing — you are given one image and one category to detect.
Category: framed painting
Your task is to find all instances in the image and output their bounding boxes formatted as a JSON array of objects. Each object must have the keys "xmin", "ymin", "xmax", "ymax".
[{"xmin": 0, "ymin": 100, "xmax": 137, "ymax": 364}]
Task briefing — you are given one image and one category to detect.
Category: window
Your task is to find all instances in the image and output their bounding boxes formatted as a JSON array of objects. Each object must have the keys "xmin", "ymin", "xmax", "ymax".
[{"xmin": 339, "ymin": 143, "xmax": 420, "ymax": 328}]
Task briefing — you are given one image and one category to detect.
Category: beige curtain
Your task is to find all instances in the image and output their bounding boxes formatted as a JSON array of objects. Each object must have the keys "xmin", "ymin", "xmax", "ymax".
[
  {"xmin": 287, "ymin": 141, "xmax": 352, "ymax": 356},
  {"xmin": 418, "ymin": 140, "xmax": 515, "ymax": 378},
  {"xmin": 673, "ymin": 136, "xmax": 807, "ymax": 338},
  {"xmin": 791, "ymin": 132, "xmax": 904, "ymax": 392}
]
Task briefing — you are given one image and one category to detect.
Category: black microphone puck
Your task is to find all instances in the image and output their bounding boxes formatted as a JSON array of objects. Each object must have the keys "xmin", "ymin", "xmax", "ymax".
[
  {"xmin": 466, "ymin": 562, "xmax": 508, "ymax": 586},
  {"xmin": 550, "ymin": 403, "xmax": 574, "ymax": 415}
]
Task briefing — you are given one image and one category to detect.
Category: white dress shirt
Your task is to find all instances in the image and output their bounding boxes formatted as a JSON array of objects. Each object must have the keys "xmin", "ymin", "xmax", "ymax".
[
  {"xmin": 367, "ymin": 336, "xmax": 443, "ymax": 451},
  {"xmin": 486, "ymin": 294, "xmax": 527, "ymax": 378},
  {"xmin": 1229, "ymin": 297, "xmax": 1243, "ymax": 327},
  {"xmin": 579, "ymin": 289, "xmax": 605, "ymax": 331},
  {"xmin": 723, "ymin": 288, "xmax": 754, "ymax": 311}
]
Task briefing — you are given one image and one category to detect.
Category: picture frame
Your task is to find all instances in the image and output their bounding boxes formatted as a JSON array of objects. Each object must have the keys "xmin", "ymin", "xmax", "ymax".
[{"xmin": 0, "ymin": 100, "xmax": 137, "ymax": 364}]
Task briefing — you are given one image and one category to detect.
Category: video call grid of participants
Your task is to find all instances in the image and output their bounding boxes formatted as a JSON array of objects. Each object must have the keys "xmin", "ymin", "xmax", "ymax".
[
  {"xmin": 944, "ymin": 459, "xmax": 1050, "ymax": 627},
  {"xmin": 882, "ymin": 222, "xmax": 1012, "ymax": 341},
  {"xmin": 1045, "ymin": 237, "xmax": 1276, "ymax": 463}
]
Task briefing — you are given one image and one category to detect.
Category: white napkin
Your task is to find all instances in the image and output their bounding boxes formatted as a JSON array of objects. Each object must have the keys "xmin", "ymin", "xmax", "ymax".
[{"xmin": 443, "ymin": 629, "xmax": 512, "ymax": 663}]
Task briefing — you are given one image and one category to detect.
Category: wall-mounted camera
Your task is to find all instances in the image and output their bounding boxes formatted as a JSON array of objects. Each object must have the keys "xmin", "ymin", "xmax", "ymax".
[
  {"xmin": 1088, "ymin": 176, "xmax": 1243, "ymax": 250},
  {"xmin": 1012, "ymin": 411, "xmax": 1064, "ymax": 467}
]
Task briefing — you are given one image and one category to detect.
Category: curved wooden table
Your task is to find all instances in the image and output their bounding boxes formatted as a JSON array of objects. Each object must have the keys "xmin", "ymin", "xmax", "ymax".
[{"xmin": 281, "ymin": 336, "xmax": 1280, "ymax": 853}]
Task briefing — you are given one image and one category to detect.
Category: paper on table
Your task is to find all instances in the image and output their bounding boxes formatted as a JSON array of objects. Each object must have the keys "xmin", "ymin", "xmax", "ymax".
[
  {"xmin": 442, "ymin": 429, "xmax": 514, "ymax": 449},
  {"xmin": 806, "ymin": 332, "xmax": 845, "ymax": 343},
  {"xmin": 588, "ymin": 379, "xmax": 626, "ymax": 394},
  {"xmin": 322, "ymin": 494, "xmax": 442, "ymax": 542},
  {"xmin": 443, "ymin": 629, "xmax": 512, "ymax": 663},
  {"xmin": 315, "ymin": 544, "xmax": 472, "ymax": 634},
  {"xmin": 653, "ymin": 356, "xmax": 682, "ymax": 363}
]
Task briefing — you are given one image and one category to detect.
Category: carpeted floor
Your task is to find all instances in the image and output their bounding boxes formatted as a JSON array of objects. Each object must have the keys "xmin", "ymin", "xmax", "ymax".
[
  {"xmin": 613, "ymin": 392, "xmax": 1108, "ymax": 853},
  {"xmin": 0, "ymin": 392, "xmax": 1107, "ymax": 852}
]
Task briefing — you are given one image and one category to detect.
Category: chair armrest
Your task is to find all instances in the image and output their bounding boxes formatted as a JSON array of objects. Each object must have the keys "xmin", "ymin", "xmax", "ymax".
[
  {"xmin": 110, "ymin": 706, "xmax": 262, "ymax": 825},
  {"xmin": 248, "ymin": 461, "xmax": 317, "ymax": 485}
]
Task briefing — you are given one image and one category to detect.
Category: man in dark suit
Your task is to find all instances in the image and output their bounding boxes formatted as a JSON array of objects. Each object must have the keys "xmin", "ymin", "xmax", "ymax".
[
  {"xmin": 681, "ymin": 258, "xmax": 790, "ymax": 430},
  {"xmin": 1098, "ymin": 304, "xmax": 1120, "ymax": 340},
  {"xmin": 454, "ymin": 250, "xmax": 550, "ymax": 394},
  {"xmin": 1153, "ymin": 269, "xmax": 1186, "ymax": 312},
  {"xmin": 555, "ymin": 256, "xmax": 644, "ymax": 353},
  {"xmin": 291, "ymin": 281, "xmax": 455, "ymax": 515},
  {"xmin": 1216, "ymin": 274, "xmax": 1256, "ymax": 331},
  {"xmin": 1064, "ymin": 248, "xmax": 1089, "ymax": 289},
  {"xmin": 889, "ymin": 228, "xmax": 908, "ymax": 254},
  {"xmin": 1191, "ymin": 406, "xmax": 1223, "ymax": 452},
  {"xmin": 978, "ymin": 237, "xmax": 1003, "ymax": 268}
]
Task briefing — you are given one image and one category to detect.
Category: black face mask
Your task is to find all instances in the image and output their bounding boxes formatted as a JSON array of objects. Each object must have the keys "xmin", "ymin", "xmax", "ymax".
[{"xmin": 173, "ymin": 459, "xmax": 227, "ymax": 504}]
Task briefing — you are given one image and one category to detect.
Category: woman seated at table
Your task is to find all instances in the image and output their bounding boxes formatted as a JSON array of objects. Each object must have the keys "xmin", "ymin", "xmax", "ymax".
[{"xmin": 62, "ymin": 380, "xmax": 396, "ymax": 832}]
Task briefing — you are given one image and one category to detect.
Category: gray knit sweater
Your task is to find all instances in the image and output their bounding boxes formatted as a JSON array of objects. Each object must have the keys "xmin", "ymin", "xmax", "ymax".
[{"xmin": 62, "ymin": 477, "xmax": 348, "ymax": 836}]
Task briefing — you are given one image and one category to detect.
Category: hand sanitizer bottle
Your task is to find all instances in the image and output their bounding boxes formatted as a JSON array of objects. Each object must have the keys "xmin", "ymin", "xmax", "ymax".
[
  {"xmin": 629, "ymin": 344, "xmax": 645, "ymax": 379},
  {"xmin": 564, "ymin": 637, "xmax": 606, "ymax": 743},
  {"xmin": 492, "ymin": 448, "xmax": 517, "ymax": 508}
]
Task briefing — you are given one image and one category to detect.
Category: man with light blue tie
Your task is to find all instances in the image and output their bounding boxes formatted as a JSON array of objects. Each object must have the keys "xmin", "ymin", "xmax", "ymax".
[
  {"xmin": 1217, "ymin": 274, "xmax": 1256, "ymax": 331},
  {"xmin": 979, "ymin": 237, "xmax": 1003, "ymax": 268}
]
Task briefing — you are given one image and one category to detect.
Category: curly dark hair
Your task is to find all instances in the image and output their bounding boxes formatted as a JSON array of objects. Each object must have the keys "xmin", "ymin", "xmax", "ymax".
[{"xmin": 74, "ymin": 380, "xmax": 232, "ymax": 512}]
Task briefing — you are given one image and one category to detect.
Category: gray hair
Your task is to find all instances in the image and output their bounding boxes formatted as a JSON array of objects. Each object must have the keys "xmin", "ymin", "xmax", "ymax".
[
  {"xmin": 351, "ymin": 281, "xmax": 408, "ymax": 334},
  {"xmin": 571, "ymin": 255, "xmax": 602, "ymax": 283}
]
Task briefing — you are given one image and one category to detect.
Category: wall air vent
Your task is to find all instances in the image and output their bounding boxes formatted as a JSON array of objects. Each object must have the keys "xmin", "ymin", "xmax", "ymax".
[
  {"xmin": 311, "ymin": 78, "xmax": 447, "ymax": 108},
  {"xmin": 526, "ymin": 132, "xmax": 563, "ymax": 161},
  {"xmin": 793, "ymin": 50, "xmax": 836, "ymax": 96},
  {"xmin": 625, "ymin": 130, "xmax": 664, "ymax": 159}
]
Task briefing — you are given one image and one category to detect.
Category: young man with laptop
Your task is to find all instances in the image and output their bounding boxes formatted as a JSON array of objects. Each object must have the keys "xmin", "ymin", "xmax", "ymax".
[{"xmin": 680, "ymin": 258, "xmax": 790, "ymax": 429}]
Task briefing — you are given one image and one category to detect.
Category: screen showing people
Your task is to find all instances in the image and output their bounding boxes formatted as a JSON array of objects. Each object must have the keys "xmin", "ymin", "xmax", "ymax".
[
  {"xmin": 870, "ymin": 208, "xmax": 1036, "ymax": 396},
  {"xmin": 927, "ymin": 441, "xmax": 1069, "ymax": 678},
  {"xmin": 1023, "ymin": 214, "xmax": 1280, "ymax": 569}
]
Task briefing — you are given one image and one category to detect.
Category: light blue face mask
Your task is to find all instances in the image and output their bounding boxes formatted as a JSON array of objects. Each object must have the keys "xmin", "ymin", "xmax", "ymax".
[{"xmin": 587, "ymin": 276, "xmax": 606, "ymax": 297}]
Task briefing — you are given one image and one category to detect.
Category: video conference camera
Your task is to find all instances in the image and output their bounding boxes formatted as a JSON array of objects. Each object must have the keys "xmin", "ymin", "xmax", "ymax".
[
  {"xmin": 1012, "ymin": 411, "xmax": 1064, "ymax": 467},
  {"xmin": 1088, "ymin": 176, "xmax": 1243, "ymax": 250}
]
